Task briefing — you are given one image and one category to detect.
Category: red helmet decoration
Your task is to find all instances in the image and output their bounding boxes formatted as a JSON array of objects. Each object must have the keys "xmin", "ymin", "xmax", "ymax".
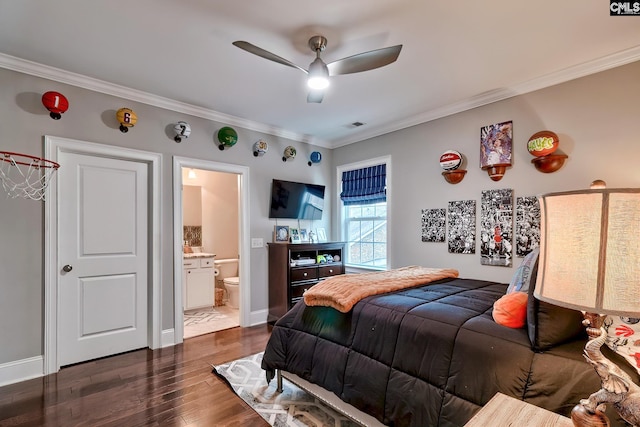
[{"xmin": 42, "ymin": 91, "xmax": 69, "ymax": 120}]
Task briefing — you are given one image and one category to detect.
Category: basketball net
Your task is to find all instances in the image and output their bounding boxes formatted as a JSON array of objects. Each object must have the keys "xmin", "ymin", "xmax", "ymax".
[{"xmin": 0, "ymin": 151, "xmax": 59, "ymax": 201}]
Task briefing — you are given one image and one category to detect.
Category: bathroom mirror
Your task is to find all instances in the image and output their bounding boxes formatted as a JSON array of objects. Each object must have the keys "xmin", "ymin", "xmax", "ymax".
[{"xmin": 183, "ymin": 185, "xmax": 202, "ymax": 226}]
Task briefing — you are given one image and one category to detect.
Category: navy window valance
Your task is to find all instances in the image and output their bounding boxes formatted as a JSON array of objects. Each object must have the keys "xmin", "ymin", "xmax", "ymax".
[{"xmin": 340, "ymin": 164, "xmax": 386, "ymax": 206}]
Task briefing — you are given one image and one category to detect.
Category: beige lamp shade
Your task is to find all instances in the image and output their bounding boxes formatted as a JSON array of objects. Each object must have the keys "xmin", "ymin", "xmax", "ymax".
[{"xmin": 534, "ymin": 188, "xmax": 640, "ymax": 316}]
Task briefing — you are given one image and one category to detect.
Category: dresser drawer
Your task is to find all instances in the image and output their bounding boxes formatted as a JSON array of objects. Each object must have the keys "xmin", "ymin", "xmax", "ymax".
[
  {"xmin": 291, "ymin": 283, "xmax": 314, "ymax": 300},
  {"xmin": 290, "ymin": 267, "xmax": 317, "ymax": 283},
  {"xmin": 318, "ymin": 264, "xmax": 341, "ymax": 278}
]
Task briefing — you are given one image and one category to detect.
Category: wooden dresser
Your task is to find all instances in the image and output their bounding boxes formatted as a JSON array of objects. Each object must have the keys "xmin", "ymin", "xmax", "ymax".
[{"xmin": 267, "ymin": 242, "xmax": 345, "ymax": 323}]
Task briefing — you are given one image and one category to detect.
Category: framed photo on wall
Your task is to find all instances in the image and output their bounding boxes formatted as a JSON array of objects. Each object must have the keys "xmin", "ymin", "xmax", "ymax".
[
  {"xmin": 480, "ymin": 120, "xmax": 513, "ymax": 168},
  {"xmin": 274, "ymin": 225, "xmax": 289, "ymax": 242}
]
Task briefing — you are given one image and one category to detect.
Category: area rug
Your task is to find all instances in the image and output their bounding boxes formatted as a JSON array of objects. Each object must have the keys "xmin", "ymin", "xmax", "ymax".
[{"xmin": 212, "ymin": 352, "xmax": 361, "ymax": 427}]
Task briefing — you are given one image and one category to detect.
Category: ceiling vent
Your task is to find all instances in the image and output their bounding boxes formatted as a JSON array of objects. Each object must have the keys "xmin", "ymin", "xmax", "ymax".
[{"xmin": 346, "ymin": 121, "xmax": 365, "ymax": 129}]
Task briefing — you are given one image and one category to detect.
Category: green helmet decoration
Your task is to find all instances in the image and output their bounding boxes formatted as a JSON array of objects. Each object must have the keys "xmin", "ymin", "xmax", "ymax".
[{"xmin": 217, "ymin": 126, "xmax": 238, "ymax": 150}]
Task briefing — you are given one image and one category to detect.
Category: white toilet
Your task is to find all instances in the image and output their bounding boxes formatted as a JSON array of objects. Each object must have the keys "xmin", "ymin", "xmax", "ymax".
[{"xmin": 214, "ymin": 258, "xmax": 239, "ymax": 309}]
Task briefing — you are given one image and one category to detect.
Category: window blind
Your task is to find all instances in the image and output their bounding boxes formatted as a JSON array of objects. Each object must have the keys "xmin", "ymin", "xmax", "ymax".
[{"xmin": 340, "ymin": 164, "xmax": 386, "ymax": 206}]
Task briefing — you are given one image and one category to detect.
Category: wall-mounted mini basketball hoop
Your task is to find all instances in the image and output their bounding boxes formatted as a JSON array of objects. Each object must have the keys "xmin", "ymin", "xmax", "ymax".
[{"xmin": 0, "ymin": 151, "xmax": 60, "ymax": 201}]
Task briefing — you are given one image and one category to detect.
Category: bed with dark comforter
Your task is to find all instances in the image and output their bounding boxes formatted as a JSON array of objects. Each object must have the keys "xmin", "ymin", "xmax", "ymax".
[{"xmin": 261, "ymin": 274, "xmax": 633, "ymax": 427}]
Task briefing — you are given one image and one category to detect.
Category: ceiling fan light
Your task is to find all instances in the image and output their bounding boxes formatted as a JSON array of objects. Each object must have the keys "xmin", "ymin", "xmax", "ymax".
[
  {"xmin": 308, "ymin": 76, "xmax": 329, "ymax": 90},
  {"xmin": 307, "ymin": 58, "xmax": 330, "ymax": 90}
]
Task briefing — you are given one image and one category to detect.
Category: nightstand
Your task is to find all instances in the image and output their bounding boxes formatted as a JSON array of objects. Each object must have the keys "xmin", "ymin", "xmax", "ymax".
[{"xmin": 464, "ymin": 393, "xmax": 573, "ymax": 427}]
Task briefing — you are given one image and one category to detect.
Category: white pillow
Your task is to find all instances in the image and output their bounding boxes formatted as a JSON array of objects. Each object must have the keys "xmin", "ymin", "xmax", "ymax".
[
  {"xmin": 506, "ymin": 248, "xmax": 539, "ymax": 294},
  {"xmin": 605, "ymin": 315, "xmax": 640, "ymax": 374}
]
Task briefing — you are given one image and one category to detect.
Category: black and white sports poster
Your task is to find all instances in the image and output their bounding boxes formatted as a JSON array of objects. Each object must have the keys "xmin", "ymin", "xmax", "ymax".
[
  {"xmin": 447, "ymin": 200, "xmax": 476, "ymax": 254},
  {"xmin": 515, "ymin": 196, "xmax": 540, "ymax": 257},
  {"xmin": 480, "ymin": 189, "xmax": 513, "ymax": 266},
  {"xmin": 421, "ymin": 209, "xmax": 446, "ymax": 242}
]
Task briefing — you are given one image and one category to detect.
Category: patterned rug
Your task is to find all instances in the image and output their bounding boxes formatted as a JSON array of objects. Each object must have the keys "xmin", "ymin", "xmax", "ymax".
[{"xmin": 212, "ymin": 352, "xmax": 360, "ymax": 427}]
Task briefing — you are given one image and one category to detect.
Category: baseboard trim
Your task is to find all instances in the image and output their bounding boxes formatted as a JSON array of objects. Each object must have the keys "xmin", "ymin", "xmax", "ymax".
[
  {"xmin": 0, "ymin": 313, "xmax": 268, "ymax": 387},
  {"xmin": 249, "ymin": 309, "xmax": 268, "ymax": 326},
  {"xmin": 161, "ymin": 328, "xmax": 175, "ymax": 348},
  {"xmin": 0, "ymin": 356, "xmax": 44, "ymax": 387}
]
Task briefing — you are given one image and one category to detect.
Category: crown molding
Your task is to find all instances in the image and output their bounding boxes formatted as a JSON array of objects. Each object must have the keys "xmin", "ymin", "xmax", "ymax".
[
  {"xmin": 330, "ymin": 45, "xmax": 640, "ymax": 148},
  {"xmin": 0, "ymin": 53, "xmax": 333, "ymax": 149},
  {"xmin": 2, "ymin": 46, "xmax": 639, "ymax": 150}
]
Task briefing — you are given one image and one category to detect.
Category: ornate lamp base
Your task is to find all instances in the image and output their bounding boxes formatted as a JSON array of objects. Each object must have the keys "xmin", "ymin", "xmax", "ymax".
[{"xmin": 571, "ymin": 403, "xmax": 610, "ymax": 427}]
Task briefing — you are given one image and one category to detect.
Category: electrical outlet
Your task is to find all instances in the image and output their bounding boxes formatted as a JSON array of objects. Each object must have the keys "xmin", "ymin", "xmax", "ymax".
[{"xmin": 251, "ymin": 238, "xmax": 264, "ymax": 248}]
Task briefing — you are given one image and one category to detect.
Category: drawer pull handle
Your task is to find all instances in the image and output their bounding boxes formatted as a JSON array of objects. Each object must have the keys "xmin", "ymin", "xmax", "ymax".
[
  {"xmin": 303, "ymin": 272, "xmax": 307, "ymax": 277},
  {"xmin": 303, "ymin": 288, "xmax": 308, "ymax": 294},
  {"xmin": 329, "ymin": 269, "xmax": 333, "ymax": 273}
]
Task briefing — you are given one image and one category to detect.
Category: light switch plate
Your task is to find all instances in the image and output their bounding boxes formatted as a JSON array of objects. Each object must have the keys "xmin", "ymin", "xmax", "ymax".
[{"xmin": 251, "ymin": 238, "xmax": 264, "ymax": 248}]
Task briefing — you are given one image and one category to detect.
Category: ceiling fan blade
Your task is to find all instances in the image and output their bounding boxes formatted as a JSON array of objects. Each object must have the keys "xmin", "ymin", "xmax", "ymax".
[
  {"xmin": 307, "ymin": 89, "xmax": 324, "ymax": 103},
  {"xmin": 327, "ymin": 44, "xmax": 403, "ymax": 75},
  {"xmin": 232, "ymin": 41, "xmax": 308, "ymax": 74}
]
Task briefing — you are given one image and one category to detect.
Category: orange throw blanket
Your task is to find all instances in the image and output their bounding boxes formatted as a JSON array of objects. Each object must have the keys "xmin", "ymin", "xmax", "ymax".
[{"xmin": 303, "ymin": 266, "xmax": 459, "ymax": 313}]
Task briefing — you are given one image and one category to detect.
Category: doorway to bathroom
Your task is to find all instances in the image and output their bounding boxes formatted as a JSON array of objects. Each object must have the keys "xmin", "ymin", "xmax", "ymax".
[
  {"xmin": 182, "ymin": 167, "xmax": 239, "ymax": 338},
  {"xmin": 172, "ymin": 157, "xmax": 251, "ymax": 343}
]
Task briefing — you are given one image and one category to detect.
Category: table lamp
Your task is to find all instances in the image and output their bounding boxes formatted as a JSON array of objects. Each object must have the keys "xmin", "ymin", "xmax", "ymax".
[{"xmin": 535, "ymin": 181, "xmax": 640, "ymax": 427}]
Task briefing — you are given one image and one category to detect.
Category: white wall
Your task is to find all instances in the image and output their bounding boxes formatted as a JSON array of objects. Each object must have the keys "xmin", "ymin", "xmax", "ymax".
[{"xmin": 333, "ymin": 60, "xmax": 640, "ymax": 284}]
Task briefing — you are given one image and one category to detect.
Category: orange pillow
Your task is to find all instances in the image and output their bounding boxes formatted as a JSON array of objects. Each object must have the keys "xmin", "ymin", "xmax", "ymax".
[{"xmin": 493, "ymin": 292, "xmax": 528, "ymax": 328}]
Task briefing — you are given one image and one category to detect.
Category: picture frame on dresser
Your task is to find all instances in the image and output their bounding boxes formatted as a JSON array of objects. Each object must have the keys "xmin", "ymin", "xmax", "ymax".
[
  {"xmin": 299, "ymin": 228, "xmax": 309, "ymax": 242},
  {"xmin": 316, "ymin": 228, "xmax": 327, "ymax": 242},
  {"xmin": 274, "ymin": 225, "xmax": 289, "ymax": 242},
  {"xmin": 289, "ymin": 227, "xmax": 301, "ymax": 243}
]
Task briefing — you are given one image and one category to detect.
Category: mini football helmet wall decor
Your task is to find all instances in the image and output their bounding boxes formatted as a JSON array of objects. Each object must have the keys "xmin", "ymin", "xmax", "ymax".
[
  {"xmin": 42, "ymin": 91, "xmax": 69, "ymax": 120},
  {"xmin": 308, "ymin": 151, "xmax": 322, "ymax": 166},
  {"xmin": 116, "ymin": 108, "xmax": 137, "ymax": 133},
  {"xmin": 173, "ymin": 121, "xmax": 191, "ymax": 143},
  {"xmin": 253, "ymin": 140, "xmax": 268, "ymax": 157},
  {"xmin": 282, "ymin": 146, "xmax": 296, "ymax": 162},
  {"xmin": 217, "ymin": 126, "xmax": 238, "ymax": 150}
]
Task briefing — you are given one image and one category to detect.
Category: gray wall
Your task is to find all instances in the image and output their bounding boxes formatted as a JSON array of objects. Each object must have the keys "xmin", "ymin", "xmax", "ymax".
[
  {"xmin": 333, "ymin": 60, "xmax": 640, "ymax": 284},
  {"xmin": 0, "ymin": 67, "xmax": 332, "ymax": 364},
  {"xmin": 1, "ymin": 60, "xmax": 639, "ymax": 366}
]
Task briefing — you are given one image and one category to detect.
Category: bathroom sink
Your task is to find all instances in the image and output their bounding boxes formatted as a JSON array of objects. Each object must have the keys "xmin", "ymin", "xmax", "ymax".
[{"xmin": 183, "ymin": 252, "xmax": 215, "ymax": 259}]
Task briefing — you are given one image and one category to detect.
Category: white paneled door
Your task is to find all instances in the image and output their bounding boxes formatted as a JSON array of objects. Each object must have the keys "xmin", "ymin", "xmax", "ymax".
[{"xmin": 58, "ymin": 152, "xmax": 148, "ymax": 367}]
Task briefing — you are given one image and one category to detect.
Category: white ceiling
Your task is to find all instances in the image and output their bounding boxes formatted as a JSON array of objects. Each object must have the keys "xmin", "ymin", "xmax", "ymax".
[{"xmin": 1, "ymin": 1, "xmax": 639, "ymax": 148}]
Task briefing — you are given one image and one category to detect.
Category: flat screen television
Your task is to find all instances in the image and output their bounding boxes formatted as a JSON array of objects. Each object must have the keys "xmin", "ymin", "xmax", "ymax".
[{"xmin": 269, "ymin": 179, "xmax": 325, "ymax": 220}]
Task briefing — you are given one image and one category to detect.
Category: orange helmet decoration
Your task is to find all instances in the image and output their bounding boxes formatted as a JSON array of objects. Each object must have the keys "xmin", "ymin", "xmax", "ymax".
[
  {"xmin": 42, "ymin": 91, "xmax": 69, "ymax": 120},
  {"xmin": 116, "ymin": 108, "xmax": 138, "ymax": 133},
  {"xmin": 527, "ymin": 130, "xmax": 559, "ymax": 157}
]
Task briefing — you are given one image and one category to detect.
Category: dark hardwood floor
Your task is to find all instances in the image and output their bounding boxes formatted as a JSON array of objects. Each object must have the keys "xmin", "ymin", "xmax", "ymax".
[{"xmin": 0, "ymin": 325, "xmax": 272, "ymax": 427}]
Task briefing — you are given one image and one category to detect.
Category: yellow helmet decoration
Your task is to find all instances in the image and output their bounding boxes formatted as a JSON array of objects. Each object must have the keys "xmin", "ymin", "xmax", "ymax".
[{"xmin": 116, "ymin": 108, "xmax": 137, "ymax": 133}]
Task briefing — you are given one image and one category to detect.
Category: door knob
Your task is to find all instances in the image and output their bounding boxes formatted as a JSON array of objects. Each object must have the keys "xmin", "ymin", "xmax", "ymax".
[{"xmin": 62, "ymin": 265, "xmax": 73, "ymax": 272}]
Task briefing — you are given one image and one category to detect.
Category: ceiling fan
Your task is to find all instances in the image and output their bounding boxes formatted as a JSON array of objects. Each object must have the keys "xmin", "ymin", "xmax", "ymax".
[{"xmin": 232, "ymin": 36, "xmax": 402, "ymax": 103}]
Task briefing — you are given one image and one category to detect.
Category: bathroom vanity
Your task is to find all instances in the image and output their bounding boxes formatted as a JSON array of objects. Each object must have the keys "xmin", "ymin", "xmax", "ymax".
[{"xmin": 183, "ymin": 254, "xmax": 215, "ymax": 310}]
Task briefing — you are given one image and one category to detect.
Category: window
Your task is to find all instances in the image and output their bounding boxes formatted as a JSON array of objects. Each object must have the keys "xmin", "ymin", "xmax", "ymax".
[
  {"xmin": 338, "ymin": 158, "xmax": 389, "ymax": 269},
  {"xmin": 345, "ymin": 202, "xmax": 387, "ymax": 267}
]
